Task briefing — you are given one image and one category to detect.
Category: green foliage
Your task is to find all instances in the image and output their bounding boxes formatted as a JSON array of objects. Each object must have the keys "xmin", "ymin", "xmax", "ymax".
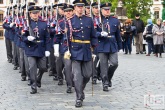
[{"xmin": 100, "ymin": 0, "xmax": 153, "ymax": 24}]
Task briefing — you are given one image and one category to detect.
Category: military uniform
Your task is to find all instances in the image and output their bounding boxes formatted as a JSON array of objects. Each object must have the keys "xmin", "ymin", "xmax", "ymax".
[
  {"xmin": 54, "ymin": 4, "xmax": 74, "ymax": 93},
  {"xmin": 91, "ymin": 2, "xmax": 102, "ymax": 84},
  {"xmin": 3, "ymin": 16, "xmax": 13, "ymax": 63},
  {"xmin": 97, "ymin": 3, "xmax": 122, "ymax": 91},
  {"xmin": 22, "ymin": 6, "xmax": 51, "ymax": 94},
  {"xmin": 68, "ymin": 0, "xmax": 98, "ymax": 107}
]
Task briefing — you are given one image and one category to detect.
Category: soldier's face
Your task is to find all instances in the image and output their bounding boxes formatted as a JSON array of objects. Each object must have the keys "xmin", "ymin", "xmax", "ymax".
[
  {"xmin": 64, "ymin": 10, "xmax": 73, "ymax": 18},
  {"xmin": 101, "ymin": 8, "xmax": 110, "ymax": 16},
  {"xmin": 30, "ymin": 11, "xmax": 39, "ymax": 20},
  {"xmin": 92, "ymin": 7, "xmax": 99, "ymax": 15},
  {"xmin": 75, "ymin": 6, "xmax": 84, "ymax": 15},
  {"xmin": 85, "ymin": 7, "xmax": 90, "ymax": 14},
  {"xmin": 58, "ymin": 8, "xmax": 64, "ymax": 15}
]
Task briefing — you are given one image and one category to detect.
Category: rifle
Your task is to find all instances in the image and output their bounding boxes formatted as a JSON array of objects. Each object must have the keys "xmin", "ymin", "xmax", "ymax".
[
  {"xmin": 50, "ymin": 0, "xmax": 53, "ymax": 21},
  {"xmin": 11, "ymin": 0, "xmax": 15, "ymax": 23},
  {"xmin": 25, "ymin": 0, "xmax": 35, "ymax": 37},
  {"xmin": 98, "ymin": 0, "xmax": 103, "ymax": 31},
  {"xmin": 63, "ymin": 0, "xmax": 71, "ymax": 60},
  {"xmin": 90, "ymin": 0, "xmax": 93, "ymax": 19}
]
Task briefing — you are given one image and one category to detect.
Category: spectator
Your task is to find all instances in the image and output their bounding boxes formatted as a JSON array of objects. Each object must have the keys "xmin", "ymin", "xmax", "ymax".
[
  {"xmin": 123, "ymin": 19, "xmax": 132, "ymax": 54},
  {"xmin": 143, "ymin": 19, "xmax": 154, "ymax": 56},
  {"xmin": 132, "ymin": 14, "xmax": 145, "ymax": 54},
  {"xmin": 152, "ymin": 18, "xmax": 164, "ymax": 58}
]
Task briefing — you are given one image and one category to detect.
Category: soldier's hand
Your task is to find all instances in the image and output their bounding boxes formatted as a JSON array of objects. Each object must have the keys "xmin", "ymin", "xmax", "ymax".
[
  {"xmin": 27, "ymin": 36, "xmax": 35, "ymax": 41},
  {"xmin": 45, "ymin": 51, "xmax": 50, "ymax": 57},
  {"xmin": 10, "ymin": 22, "xmax": 15, "ymax": 28},
  {"xmin": 101, "ymin": 31, "xmax": 108, "ymax": 37},
  {"xmin": 54, "ymin": 44, "xmax": 59, "ymax": 57}
]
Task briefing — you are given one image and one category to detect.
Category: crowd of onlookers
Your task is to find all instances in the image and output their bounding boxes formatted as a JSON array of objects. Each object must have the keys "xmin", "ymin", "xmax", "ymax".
[{"xmin": 120, "ymin": 14, "xmax": 165, "ymax": 58}]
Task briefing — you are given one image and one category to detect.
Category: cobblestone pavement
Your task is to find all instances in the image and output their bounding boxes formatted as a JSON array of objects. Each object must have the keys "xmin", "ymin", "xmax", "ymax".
[{"xmin": 0, "ymin": 40, "xmax": 165, "ymax": 110}]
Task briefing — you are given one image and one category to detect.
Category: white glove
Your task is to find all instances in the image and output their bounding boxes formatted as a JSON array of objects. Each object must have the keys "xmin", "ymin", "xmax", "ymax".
[
  {"xmin": 45, "ymin": 51, "xmax": 50, "ymax": 57},
  {"xmin": 92, "ymin": 54, "xmax": 96, "ymax": 61},
  {"xmin": 101, "ymin": 31, "xmax": 108, "ymax": 37},
  {"xmin": 10, "ymin": 22, "xmax": 14, "ymax": 28},
  {"xmin": 27, "ymin": 36, "xmax": 35, "ymax": 41},
  {"xmin": 50, "ymin": 23, "xmax": 55, "ymax": 27},
  {"xmin": 54, "ymin": 44, "xmax": 59, "ymax": 57}
]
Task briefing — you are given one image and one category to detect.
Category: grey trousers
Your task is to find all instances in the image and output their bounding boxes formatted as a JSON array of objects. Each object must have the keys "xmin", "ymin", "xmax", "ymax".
[
  {"xmin": 72, "ymin": 60, "xmax": 92, "ymax": 100},
  {"xmin": 12, "ymin": 42, "xmax": 19, "ymax": 67},
  {"xmin": 19, "ymin": 48, "xmax": 26, "ymax": 78},
  {"xmin": 5, "ymin": 38, "xmax": 13, "ymax": 61},
  {"xmin": 28, "ymin": 56, "xmax": 47, "ymax": 89},
  {"xmin": 135, "ymin": 33, "xmax": 143, "ymax": 53},
  {"xmin": 56, "ymin": 54, "xmax": 73, "ymax": 87},
  {"xmin": 24, "ymin": 50, "xmax": 30, "ymax": 80},
  {"xmin": 48, "ymin": 48, "xmax": 57, "ymax": 75},
  {"xmin": 98, "ymin": 53, "xmax": 118, "ymax": 86},
  {"xmin": 92, "ymin": 55, "xmax": 100, "ymax": 80}
]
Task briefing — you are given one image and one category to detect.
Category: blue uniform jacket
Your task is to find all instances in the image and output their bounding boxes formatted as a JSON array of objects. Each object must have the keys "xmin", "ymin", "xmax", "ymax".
[
  {"xmin": 22, "ymin": 19, "xmax": 51, "ymax": 57},
  {"xmin": 3, "ymin": 16, "xmax": 15, "ymax": 41},
  {"xmin": 68, "ymin": 15, "xmax": 98, "ymax": 61},
  {"xmin": 96, "ymin": 16, "xmax": 122, "ymax": 53},
  {"xmin": 55, "ymin": 18, "xmax": 70, "ymax": 55}
]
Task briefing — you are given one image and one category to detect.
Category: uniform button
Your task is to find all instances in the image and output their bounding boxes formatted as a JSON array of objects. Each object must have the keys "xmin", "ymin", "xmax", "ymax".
[
  {"xmin": 80, "ymin": 18, "xmax": 82, "ymax": 20},
  {"xmin": 107, "ymin": 19, "xmax": 108, "ymax": 20},
  {"xmin": 29, "ymin": 46, "xmax": 30, "ymax": 47},
  {"xmin": 82, "ymin": 31, "xmax": 83, "ymax": 33},
  {"xmin": 81, "ymin": 23, "xmax": 82, "ymax": 24},
  {"xmin": 72, "ymin": 46, "xmax": 73, "ymax": 48},
  {"xmin": 99, "ymin": 41, "xmax": 100, "ymax": 42},
  {"xmin": 81, "ymin": 27, "xmax": 83, "ymax": 29},
  {"xmin": 82, "ymin": 36, "xmax": 84, "ymax": 37},
  {"xmin": 61, "ymin": 43, "xmax": 62, "ymax": 45}
]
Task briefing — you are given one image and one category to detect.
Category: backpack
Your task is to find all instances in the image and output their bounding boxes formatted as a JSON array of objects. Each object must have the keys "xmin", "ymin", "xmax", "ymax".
[{"xmin": 146, "ymin": 24, "xmax": 153, "ymax": 40}]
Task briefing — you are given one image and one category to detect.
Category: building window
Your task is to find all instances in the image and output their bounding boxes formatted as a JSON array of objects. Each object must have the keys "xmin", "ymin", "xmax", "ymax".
[
  {"xmin": 154, "ymin": 11, "xmax": 159, "ymax": 19},
  {"xmin": 0, "ymin": 14, "xmax": 3, "ymax": 22},
  {"xmin": 0, "ymin": 0, "xmax": 3, "ymax": 4}
]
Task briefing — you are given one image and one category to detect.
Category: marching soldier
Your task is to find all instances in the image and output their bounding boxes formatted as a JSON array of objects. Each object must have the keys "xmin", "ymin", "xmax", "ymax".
[
  {"xmin": 91, "ymin": 2, "xmax": 101, "ymax": 84},
  {"xmin": 22, "ymin": 5, "xmax": 51, "ymax": 94},
  {"xmin": 54, "ymin": 3, "xmax": 66, "ymax": 85},
  {"xmin": 18, "ymin": 2, "xmax": 35, "ymax": 83},
  {"xmin": 3, "ymin": 8, "xmax": 13, "ymax": 63},
  {"xmin": 85, "ymin": 1, "xmax": 90, "ymax": 16},
  {"xmin": 97, "ymin": 3, "xmax": 122, "ymax": 91},
  {"xmin": 54, "ymin": 4, "xmax": 74, "ymax": 93},
  {"xmin": 67, "ymin": 0, "xmax": 98, "ymax": 107},
  {"xmin": 49, "ymin": 4, "xmax": 59, "ymax": 80}
]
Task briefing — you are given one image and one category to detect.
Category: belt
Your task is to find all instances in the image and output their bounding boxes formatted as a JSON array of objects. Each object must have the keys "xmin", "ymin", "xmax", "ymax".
[
  {"xmin": 33, "ymin": 40, "xmax": 44, "ymax": 43},
  {"xmin": 71, "ymin": 39, "xmax": 90, "ymax": 44},
  {"xmin": 107, "ymin": 35, "xmax": 115, "ymax": 38}
]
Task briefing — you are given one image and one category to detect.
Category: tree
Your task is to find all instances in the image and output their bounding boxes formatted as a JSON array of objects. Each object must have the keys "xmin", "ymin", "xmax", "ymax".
[{"xmin": 100, "ymin": 0, "xmax": 153, "ymax": 23}]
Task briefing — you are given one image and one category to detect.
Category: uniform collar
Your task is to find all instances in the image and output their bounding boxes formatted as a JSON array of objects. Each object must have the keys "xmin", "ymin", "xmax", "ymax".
[
  {"xmin": 75, "ymin": 14, "xmax": 84, "ymax": 18},
  {"xmin": 103, "ymin": 15, "xmax": 110, "ymax": 19},
  {"xmin": 31, "ymin": 18, "xmax": 38, "ymax": 22}
]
